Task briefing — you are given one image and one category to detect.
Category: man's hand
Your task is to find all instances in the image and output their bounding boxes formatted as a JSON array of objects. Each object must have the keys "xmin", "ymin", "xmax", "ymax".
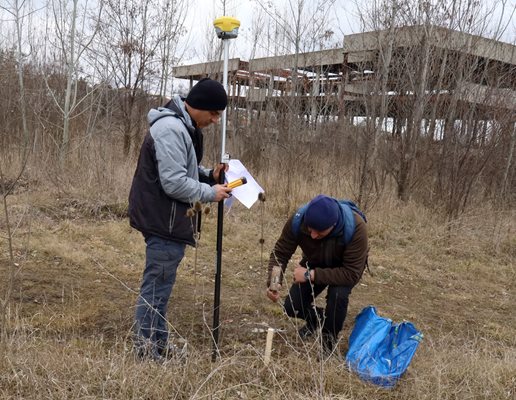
[
  {"xmin": 212, "ymin": 184, "xmax": 232, "ymax": 202},
  {"xmin": 212, "ymin": 163, "xmax": 228, "ymax": 182},
  {"xmin": 266, "ymin": 288, "xmax": 281, "ymax": 303},
  {"xmin": 293, "ymin": 265, "xmax": 313, "ymax": 283}
]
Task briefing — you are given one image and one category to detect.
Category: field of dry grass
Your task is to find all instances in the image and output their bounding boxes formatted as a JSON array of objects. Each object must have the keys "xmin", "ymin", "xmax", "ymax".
[{"xmin": 1, "ymin": 156, "xmax": 515, "ymax": 399}]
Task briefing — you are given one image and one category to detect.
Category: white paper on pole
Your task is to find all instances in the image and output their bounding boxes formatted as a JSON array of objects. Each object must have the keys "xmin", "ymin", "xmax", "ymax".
[{"xmin": 225, "ymin": 159, "xmax": 264, "ymax": 209}]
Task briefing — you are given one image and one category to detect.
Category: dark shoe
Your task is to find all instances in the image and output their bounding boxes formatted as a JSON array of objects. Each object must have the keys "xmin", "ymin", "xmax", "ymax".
[
  {"xmin": 158, "ymin": 342, "xmax": 188, "ymax": 361},
  {"xmin": 298, "ymin": 324, "xmax": 315, "ymax": 340},
  {"xmin": 322, "ymin": 334, "xmax": 337, "ymax": 357},
  {"xmin": 134, "ymin": 346, "xmax": 166, "ymax": 363},
  {"xmin": 314, "ymin": 335, "xmax": 337, "ymax": 362}
]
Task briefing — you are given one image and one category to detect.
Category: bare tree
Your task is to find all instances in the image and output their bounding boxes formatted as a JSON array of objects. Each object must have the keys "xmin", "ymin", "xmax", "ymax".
[
  {"xmin": 156, "ymin": 0, "xmax": 188, "ymax": 102},
  {"xmin": 354, "ymin": 0, "xmax": 515, "ymax": 215},
  {"xmin": 0, "ymin": 0, "xmax": 32, "ymax": 344},
  {"xmin": 253, "ymin": 0, "xmax": 337, "ymax": 114},
  {"xmin": 244, "ymin": 0, "xmax": 339, "ymax": 213},
  {"xmin": 0, "ymin": 0, "xmax": 32, "ymax": 156},
  {"xmin": 44, "ymin": 0, "xmax": 103, "ymax": 164},
  {"xmin": 94, "ymin": 0, "xmax": 167, "ymax": 156}
]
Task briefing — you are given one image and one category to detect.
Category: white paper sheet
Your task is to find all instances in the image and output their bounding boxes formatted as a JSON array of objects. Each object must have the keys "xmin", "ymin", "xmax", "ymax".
[{"xmin": 225, "ymin": 159, "xmax": 264, "ymax": 209}]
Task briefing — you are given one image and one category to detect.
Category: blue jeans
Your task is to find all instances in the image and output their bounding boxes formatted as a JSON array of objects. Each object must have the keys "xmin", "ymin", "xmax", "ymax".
[{"xmin": 134, "ymin": 235, "xmax": 185, "ymax": 357}]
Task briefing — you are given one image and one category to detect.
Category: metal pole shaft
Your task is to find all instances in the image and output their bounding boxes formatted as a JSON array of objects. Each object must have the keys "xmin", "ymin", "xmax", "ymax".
[
  {"xmin": 212, "ymin": 38, "xmax": 230, "ymax": 362},
  {"xmin": 220, "ymin": 38, "xmax": 229, "ymax": 163},
  {"xmin": 212, "ymin": 173, "xmax": 224, "ymax": 362}
]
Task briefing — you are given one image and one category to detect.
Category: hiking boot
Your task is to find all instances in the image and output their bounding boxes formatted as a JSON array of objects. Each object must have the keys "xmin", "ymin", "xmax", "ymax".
[
  {"xmin": 134, "ymin": 338, "xmax": 188, "ymax": 364},
  {"xmin": 314, "ymin": 334, "xmax": 337, "ymax": 362},
  {"xmin": 158, "ymin": 342, "xmax": 188, "ymax": 362},
  {"xmin": 298, "ymin": 324, "xmax": 315, "ymax": 340},
  {"xmin": 134, "ymin": 345, "xmax": 166, "ymax": 363},
  {"xmin": 322, "ymin": 334, "xmax": 337, "ymax": 357}
]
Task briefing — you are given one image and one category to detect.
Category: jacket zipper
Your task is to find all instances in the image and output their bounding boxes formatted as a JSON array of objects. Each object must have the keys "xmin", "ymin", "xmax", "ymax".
[{"xmin": 169, "ymin": 202, "xmax": 176, "ymax": 234}]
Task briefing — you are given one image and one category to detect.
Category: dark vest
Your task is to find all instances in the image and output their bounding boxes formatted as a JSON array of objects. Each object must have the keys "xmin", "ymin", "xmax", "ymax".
[{"xmin": 128, "ymin": 130, "xmax": 197, "ymax": 245}]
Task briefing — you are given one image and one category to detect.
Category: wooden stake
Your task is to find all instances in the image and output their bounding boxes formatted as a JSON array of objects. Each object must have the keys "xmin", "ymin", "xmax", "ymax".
[{"xmin": 264, "ymin": 328, "xmax": 274, "ymax": 366}]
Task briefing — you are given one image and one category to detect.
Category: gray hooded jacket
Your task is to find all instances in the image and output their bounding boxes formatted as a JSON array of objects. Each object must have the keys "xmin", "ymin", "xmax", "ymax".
[{"xmin": 128, "ymin": 95, "xmax": 216, "ymax": 245}]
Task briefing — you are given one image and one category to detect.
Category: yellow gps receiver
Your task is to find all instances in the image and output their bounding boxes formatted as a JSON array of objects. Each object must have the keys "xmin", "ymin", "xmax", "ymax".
[{"xmin": 214, "ymin": 16, "xmax": 240, "ymax": 39}]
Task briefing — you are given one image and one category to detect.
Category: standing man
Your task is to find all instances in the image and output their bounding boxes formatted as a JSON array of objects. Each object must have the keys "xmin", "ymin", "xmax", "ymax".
[
  {"xmin": 129, "ymin": 78, "xmax": 233, "ymax": 360},
  {"xmin": 266, "ymin": 195, "xmax": 368, "ymax": 356}
]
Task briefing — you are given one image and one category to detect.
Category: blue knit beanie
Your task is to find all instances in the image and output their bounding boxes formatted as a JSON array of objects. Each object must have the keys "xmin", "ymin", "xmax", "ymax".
[{"xmin": 304, "ymin": 195, "xmax": 339, "ymax": 231}]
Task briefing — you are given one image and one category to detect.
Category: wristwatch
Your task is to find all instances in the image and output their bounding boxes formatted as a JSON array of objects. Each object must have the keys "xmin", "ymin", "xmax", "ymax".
[{"xmin": 304, "ymin": 269, "xmax": 311, "ymax": 282}]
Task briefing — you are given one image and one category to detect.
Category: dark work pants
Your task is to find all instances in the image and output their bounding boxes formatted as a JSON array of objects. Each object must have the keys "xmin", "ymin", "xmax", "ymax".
[{"xmin": 284, "ymin": 282, "xmax": 352, "ymax": 340}]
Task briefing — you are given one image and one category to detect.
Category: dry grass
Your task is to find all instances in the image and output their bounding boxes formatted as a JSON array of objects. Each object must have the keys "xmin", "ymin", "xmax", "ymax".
[{"xmin": 1, "ymin": 151, "xmax": 515, "ymax": 399}]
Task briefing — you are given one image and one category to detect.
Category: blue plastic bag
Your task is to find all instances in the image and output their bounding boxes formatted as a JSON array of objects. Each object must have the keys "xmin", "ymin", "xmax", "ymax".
[{"xmin": 345, "ymin": 306, "xmax": 423, "ymax": 388}]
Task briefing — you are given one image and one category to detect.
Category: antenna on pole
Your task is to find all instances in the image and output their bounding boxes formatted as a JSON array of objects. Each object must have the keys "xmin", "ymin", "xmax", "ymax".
[{"xmin": 212, "ymin": 15, "xmax": 240, "ymax": 363}]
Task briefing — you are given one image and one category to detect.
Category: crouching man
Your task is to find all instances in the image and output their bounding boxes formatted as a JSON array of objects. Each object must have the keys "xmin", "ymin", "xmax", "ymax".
[{"xmin": 266, "ymin": 195, "xmax": 368, "ymax": 356}]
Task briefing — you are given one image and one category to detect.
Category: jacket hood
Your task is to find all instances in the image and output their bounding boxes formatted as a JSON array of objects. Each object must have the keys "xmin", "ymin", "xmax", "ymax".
[{"xmin": 147, "ymin": 95, "xmax": 195, "ymax": 131}]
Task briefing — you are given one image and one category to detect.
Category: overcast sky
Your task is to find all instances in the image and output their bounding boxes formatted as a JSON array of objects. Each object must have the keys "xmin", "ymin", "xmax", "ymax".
[
  {"xmin": 182, "ymin": 0, "xmax": 363, "ymax": 62},
  {"xmin": 182, "ymin": 0, "xmax": 515, "ymax": 64}
]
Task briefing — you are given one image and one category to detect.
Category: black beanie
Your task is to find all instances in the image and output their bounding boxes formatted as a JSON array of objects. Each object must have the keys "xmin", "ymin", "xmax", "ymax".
[{"xmin": 185, "ymin": 78, "xmax": 228, "ymax": 111}]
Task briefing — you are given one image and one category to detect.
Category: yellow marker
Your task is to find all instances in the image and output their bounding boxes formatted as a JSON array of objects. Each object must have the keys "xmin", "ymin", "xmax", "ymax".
[{"xmin": 227, "ymin": 177, "xmax": 247, "ymax": 189}]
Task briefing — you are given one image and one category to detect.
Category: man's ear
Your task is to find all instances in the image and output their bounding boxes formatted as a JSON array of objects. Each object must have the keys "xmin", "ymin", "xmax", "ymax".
[{"xmin": 184, "ymin": 103, "xmax": 196, "ymax": 122}]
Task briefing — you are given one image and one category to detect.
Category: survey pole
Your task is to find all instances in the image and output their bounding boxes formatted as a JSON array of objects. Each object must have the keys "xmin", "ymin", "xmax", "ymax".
[{"xmin": 212, "ymin": 16, "xmax": 240, "ymax": 362}]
